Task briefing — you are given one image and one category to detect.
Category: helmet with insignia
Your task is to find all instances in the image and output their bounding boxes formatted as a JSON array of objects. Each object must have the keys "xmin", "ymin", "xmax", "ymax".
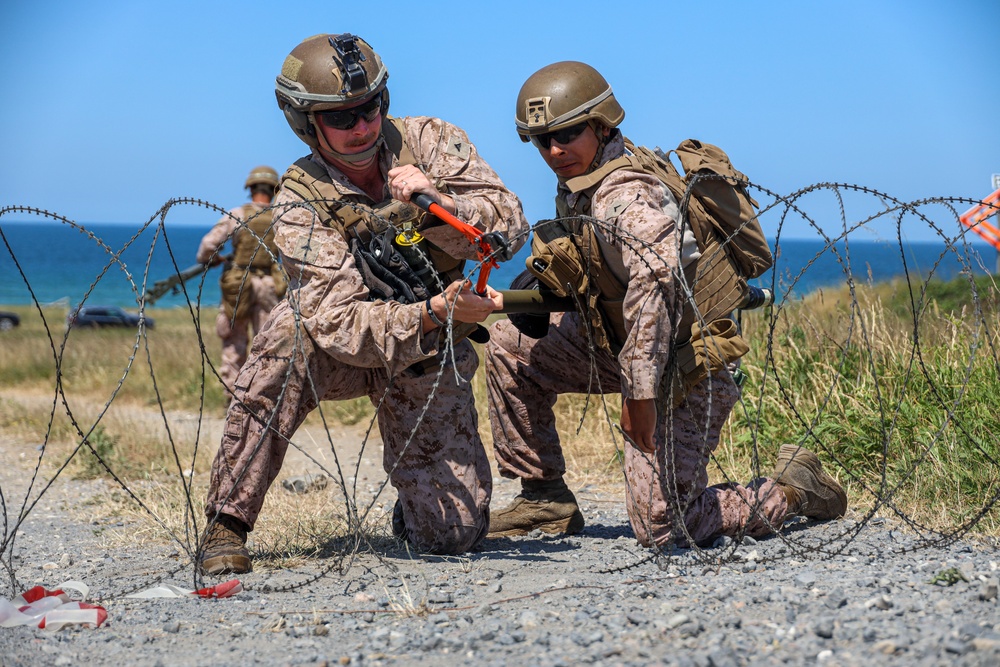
[{"xmin": 514, "ymin": 61, "xmax": 624, "ymax": 143}]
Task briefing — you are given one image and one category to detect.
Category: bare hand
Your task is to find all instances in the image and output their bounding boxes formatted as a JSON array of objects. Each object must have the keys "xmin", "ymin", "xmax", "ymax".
[
  {"xmin": 424, "ymin": 280, "xmax": 502, "ymax": 331},
  {"xmin": 621, "ymin": 398, "xmax": 657, "ymax": 454}
]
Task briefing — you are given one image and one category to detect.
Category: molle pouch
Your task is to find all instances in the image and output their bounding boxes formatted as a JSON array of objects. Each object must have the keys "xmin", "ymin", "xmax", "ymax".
[
  {"xmin": 220, "ymin": 267, "xmax": 254, "ymax": 321},
  {"xmin": 668, "ymin": 317, "xmax": 750, "ymax": 407},
  {"xmin": 526, "ymin": 233, "xmax": 588, "ymax": 299}
]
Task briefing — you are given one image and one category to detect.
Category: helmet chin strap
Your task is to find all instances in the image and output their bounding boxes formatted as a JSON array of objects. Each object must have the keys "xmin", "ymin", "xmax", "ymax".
[
  {"xmin": 311, "ymin": 112, "xmax": 385, "ymax": 164},
  {"xmin": 322, "ymin": 137, "xmax": 383, "ymax": 164},
  {"xmin": 585, "ymin": 121, "xmax": 611, "ymax": 173}
]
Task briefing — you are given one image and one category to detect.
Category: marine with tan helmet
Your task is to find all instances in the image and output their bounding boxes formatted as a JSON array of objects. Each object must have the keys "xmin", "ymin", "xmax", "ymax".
[
  {"xmin": 485, "ymin": 61, "xmax": 847, "ymax": 548},
  {"xmin": 198, "ymin": 33, "xmax": 527, "ymax": 574},
  {"xmin": 196, "ymin": 165, "xmax": 285, "ymax": 403}
]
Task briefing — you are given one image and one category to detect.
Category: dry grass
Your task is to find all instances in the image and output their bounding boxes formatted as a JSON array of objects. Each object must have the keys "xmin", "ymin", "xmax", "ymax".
[{"xmin": 3, "ymin": 276, "xmax": 998, "ymax": 553}]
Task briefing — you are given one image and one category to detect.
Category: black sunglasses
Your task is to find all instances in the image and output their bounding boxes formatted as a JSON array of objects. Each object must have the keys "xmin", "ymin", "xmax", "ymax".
[
  {"xmin": 316, "ymin": 93, "xmax": 383, "ymax": 130},
  {"xmin": 529, "ymin": 122, "xmax": 589, "ymax": 150}
]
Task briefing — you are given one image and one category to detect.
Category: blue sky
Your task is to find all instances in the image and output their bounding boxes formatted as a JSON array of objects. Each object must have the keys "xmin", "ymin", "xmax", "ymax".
[{"xmin": 1, "ymin": 0, "xmax": 998, "ymax": 243}]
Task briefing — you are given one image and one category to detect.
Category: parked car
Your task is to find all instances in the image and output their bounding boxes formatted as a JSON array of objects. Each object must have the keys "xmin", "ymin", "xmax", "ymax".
[
  {"xmin": 66, "ymin": 306, "xmax": 155, "ymax": 330},
  {"xmin": 0, "ymin": 311, "xmax": 20, "ymax": 331}
]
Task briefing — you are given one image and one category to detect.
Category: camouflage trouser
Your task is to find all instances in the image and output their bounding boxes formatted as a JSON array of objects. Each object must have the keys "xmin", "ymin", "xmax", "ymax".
[
  {"xmin": 215, "ymin": 273, "xmax": 280, "ymax": 394},
  {"xmin": 205, "ymin": 300, "xmax": 491, "ymax": 555},
  {"xmin": 486, "ymin": 312, "xmax": 788, "ymax": 548}
]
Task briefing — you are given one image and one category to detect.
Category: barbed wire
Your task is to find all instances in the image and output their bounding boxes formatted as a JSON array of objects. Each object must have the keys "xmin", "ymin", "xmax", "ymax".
[{"xmin": 0, "ymin": 181, "xmax": 998, "ymax": 599}]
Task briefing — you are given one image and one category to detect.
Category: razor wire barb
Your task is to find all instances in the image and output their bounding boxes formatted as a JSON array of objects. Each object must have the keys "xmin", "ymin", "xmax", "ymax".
[{"xmin": 0, "ymin": 179, "xmax": 998, "ymax": 598}]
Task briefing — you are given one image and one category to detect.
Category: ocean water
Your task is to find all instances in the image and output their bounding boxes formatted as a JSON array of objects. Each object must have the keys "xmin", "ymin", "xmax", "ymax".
[{"xmin": 0, "ymin": 220, "xmax": 994, "ymax": 310}]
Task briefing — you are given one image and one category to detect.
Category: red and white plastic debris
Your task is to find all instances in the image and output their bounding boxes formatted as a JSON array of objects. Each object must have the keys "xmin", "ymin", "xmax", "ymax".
[
  {"xmin": 126, "ymin": 579, "xmax": 243, "ymax": 599},
  {"xmin": 0, "ymin": 581, "xmax": 107, "ymax": 631},
  {"xmin": 1, "ymin": 579, "xmax": 241, "ymax": 631}
]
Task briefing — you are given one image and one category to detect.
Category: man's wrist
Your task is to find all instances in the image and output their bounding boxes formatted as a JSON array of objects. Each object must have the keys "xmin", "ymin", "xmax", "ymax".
[{"xmin": 425, "ymin": 298, "xmax": 446, "ymax": 327}]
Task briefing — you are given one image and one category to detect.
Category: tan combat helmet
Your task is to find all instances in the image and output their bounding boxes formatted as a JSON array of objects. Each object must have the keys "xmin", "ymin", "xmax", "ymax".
[
  {"xmin": 244, "ymin": 165, "xmax": 279, "ymax": 190},
  {"xmin": 515, "ymin": 61, "xmax": 625, "ymax": 143},
  {"xmin": 275, "ymin": 33, "xmax": 389, "ymax": 150}
]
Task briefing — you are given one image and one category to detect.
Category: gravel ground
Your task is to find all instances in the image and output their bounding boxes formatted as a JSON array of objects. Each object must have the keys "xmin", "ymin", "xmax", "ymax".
[{"xmin": 2, "ymin": 436, "xmax": 999, "ymax": 667}]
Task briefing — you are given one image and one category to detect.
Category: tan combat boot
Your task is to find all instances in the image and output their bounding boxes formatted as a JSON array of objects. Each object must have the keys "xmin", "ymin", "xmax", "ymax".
[
  {"xmin": 487, "ymin": 478, "xmax": 585, "ymax": 537},
  {"xmin": 773, "ymin": 444, "xmax": 848, "ymax": 520},
  {"xmin": 200, "ymin": 514, "xmax": 252, "ymax": 575}
]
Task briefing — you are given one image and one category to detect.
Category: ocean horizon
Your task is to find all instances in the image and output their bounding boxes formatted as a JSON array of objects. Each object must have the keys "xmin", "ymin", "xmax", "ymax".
[{"xmin": 1, "ymin": 219, "xmax": 995, "ymax": 310}]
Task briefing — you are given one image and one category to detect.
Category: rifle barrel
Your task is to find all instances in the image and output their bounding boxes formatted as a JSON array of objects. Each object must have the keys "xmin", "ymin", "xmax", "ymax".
[{"xmin": 143, "ymin": 262, "xmax": 212, "ymax": 305}]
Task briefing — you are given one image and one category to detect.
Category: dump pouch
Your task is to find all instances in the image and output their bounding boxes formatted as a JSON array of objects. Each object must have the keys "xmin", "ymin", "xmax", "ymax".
[
  {"xmin": 220, "ymin": 265, "xmax": 253, "ymax": 321},
  {"xmin": 350, "ymin": 232, "xmax": 429, "ymax": 305},
  {"xmin": 668, "ymin": 318, "xmax": 750, "ymax": 407}
]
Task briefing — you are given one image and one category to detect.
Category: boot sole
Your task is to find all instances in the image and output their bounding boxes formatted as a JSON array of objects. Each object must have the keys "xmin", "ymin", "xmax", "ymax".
[
  {"xmin": 200, "ymin": 553, "xmax": 252, "ymax": 575},
  {"xmin": 776, "ymin": 444, "xmax": 847, "ymax": 520},
  {"xmin": 487, "ymin": 510, "xmax": 585, "ymax": 538}
]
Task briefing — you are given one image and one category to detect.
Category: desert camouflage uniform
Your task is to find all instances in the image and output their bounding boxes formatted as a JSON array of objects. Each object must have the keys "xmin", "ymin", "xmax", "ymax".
[
  {"xmin": 205, "ymin": 116, "xmax": 527, "ymax": 554},
  {"xmin": 197, "ymin": 203, "xmax": 282, "ymax": 392},
  {"xmin": 487, "ymin": 133, "xmax": 787, "ymax": 548}
]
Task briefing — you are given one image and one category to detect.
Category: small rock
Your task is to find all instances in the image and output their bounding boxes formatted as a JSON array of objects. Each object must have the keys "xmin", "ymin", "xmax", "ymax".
[
  {"xmin": 980, "ymin": 578, "xmax": 998, "ymax": 601},
  {"xmin": 518, "ymin": 610, "xmax": 540, "ymax": 628},
  {"xmin": 281, "ymin": 473, "xmax": 328, "ymax": 494},
  {"xmin": 865, "ymin": 594, "xmax": 893, "ymax": 610},
  {"xmin": 825, "ymin": 588, "xmax": 848, "ymax": 609},
  {"xmin": 666, "ymin": 613, "xmax": 690, "ymax": 630},
  {"xmin": 873, "ymin": 640, "xmax": 899, "ymax": 654},
  {"xmin": 794, "ymin": 571, "xmax": 817, "ymax": 588},
  {"xmin": 944, "ymin": 639, "xmax": 971, "ymax": 655},
  {"xmin": 814, "ymin": 618, "xmax": 835, "ymax": 639},
  {"xmin": 163, "ymin": 621, "xmax": 181, "ymax": 634}
]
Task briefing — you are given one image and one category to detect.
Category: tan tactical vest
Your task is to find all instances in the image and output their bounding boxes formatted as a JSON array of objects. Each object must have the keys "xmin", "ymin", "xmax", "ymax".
[
  {"xmin": 233, "ymin": 205, "xmax": 277, "ymax": 269},
  {"xmin": 221, "ymin": 204, "xmax": 287, "ymax": 320},
  {"xmin": 278, "ymin": 116, "xmax": 465, "ymax": 284},
  {"xmin": 528, "ymin": 138, "xmax": 770, "ymax": 404}
]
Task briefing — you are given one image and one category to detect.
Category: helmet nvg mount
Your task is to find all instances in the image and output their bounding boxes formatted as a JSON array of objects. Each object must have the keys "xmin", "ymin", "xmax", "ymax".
[
  {"xmin": 275, "ymin": 33, "xmax": 389, "ymax": 151},
  {"xmin": 244, "ymin": 165, "xmax": 280, "ymax": 190},
  {"xmin": 515, "ymin": 61, "xmax": 624, "ymax": 143}
]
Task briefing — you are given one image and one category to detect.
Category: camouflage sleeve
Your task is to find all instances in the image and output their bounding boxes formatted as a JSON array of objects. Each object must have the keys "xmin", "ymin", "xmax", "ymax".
[
  {"xmin": 195, "ymin": 207, "xmax": 241, "ymax": 264},
  {"xmin": 590, "ymin": 170, "xmax": 681, "ymax": 401},
  {"xmin": 271, "ymin": 188, "xmax": 443, "ymax": 375},
  {"xmin": 402, "ymin": 116, "xmax": 528, "ymax": 259}
]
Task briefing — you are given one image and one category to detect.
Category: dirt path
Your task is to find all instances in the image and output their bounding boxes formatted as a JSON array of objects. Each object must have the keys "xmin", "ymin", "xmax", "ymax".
[{"xmin": 2, "ymin": 404, "xmax": 998, "ymax": 667}]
